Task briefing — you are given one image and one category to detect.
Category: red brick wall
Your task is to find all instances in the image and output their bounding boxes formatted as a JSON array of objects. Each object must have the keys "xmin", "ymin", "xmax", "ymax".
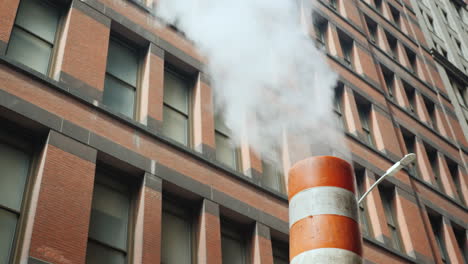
[
  {"xmin": 60, "ymin": 6, "xmax": 110, "ymax": 94},
  {"xmin": 29, "ymin": 137, "xmax": 96, "ymax": 263}
]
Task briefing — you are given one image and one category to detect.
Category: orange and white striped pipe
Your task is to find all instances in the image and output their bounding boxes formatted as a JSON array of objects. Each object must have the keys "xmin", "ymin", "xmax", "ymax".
[{"xmin": 288, "ymin": 156, "xmax": 362, "ymax": 264}]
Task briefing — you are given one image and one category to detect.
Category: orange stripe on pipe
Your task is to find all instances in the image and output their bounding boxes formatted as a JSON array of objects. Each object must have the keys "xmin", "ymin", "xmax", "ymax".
[
  {"xmin": 288, "ymin": 156, "xmax": 355, "ymax": 199},
  {"xmin": 289, "ymin": 214, "xmax": 362, "ymax": 260}
]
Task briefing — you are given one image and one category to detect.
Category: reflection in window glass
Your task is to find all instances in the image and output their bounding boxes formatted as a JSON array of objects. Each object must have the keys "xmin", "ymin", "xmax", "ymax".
[{"xmin": 6, "ymin": 0, "xmax": 61, "ymax": 74}]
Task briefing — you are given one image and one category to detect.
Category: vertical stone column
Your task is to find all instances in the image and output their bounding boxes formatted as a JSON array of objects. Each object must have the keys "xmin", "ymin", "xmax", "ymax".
[
  {"xmin": 0, "ymin": 0, "xmax": 19, "ymax": 54},
  {"xmin": 28, "ymin": 130, "xmax": 97, "ymax": 264},
  {"xmin": 250, "ymin": 222, "xmax": 274, "ymax": 264},
  {"xmin": 442, "ymin": 218, "xmax": 465, "ymax": 264},
  {"xmin": 146, "ymin": 44, "xmax": 165, "ymax": 133},
  {"xmin": 197, "ymin": 199, "xmax": 222, "ymax": 264},
  {"xmin": 193, "ymin": 73, "xmax": 216, "ymax": 159},
  {"xmin": 57, "ymin": 0, "xmax": 111, "ymax": 101},
  {"xmin": 141, "ymin": 173, "xmax": 163, "ymax": 264}
]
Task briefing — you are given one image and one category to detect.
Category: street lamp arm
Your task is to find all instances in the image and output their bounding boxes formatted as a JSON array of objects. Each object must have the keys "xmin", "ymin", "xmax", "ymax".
[{"xmin": 357, "ymin": 153, "xmax": 416, "ymax": 204}]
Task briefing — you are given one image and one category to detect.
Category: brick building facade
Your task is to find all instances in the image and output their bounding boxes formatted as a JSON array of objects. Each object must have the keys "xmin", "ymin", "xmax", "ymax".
[{"xmin": 0, "ymin": 0, "xmax": 466, "ymax": 263}]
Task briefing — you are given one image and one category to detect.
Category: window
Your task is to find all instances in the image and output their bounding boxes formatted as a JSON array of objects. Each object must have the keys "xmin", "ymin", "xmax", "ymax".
[
  {"xmin": 354, "ymin": 164, "xmax": 371, "ymax": 236},
  {"xmin": 329, "ymin": 0, "xmax": 337, "ymax": 10},
  {"xmin": 356, "ymin": 98, "xmax": 374, "ymax": 147},
  {"xmin": 86, "ymin": 171, "xmax": 133, "ymax": 264},
  {"xmin": 365, "ymin": 16, "xmax": 378, "ymax": 44},
  {"xmin": 446, "ymin": 158, "xmax": 465, "ymax": 205},
  {"xmin": 272, "ymin": 240, "xmax": 289, "ymax": 264},
  {"xmin": 313, "ymin": 17, "xmax": 328, "ymax": 49},
  {"xmin": 261, "ymin": 158, "xmax": 285, "ymax": 193},
  {"xmin": 0, "ymin": 129, "xmax": 32, "ymax": 264},
  {"xmin": 403, "ymin": 82, "xmax": 417, "ymax": 114},
  {"xmin": 401, "ymin": 128, "xmax": 419, "ymax": 178},
  {"xmin": 441, "ymin": 9, "xmax": 449, "ymax": 24},
  {"xmin": 427, "ymin": 15, "xmax": 435, "ymax": 32},
  {"xmin": 6, "ymin": 0, "xmax": 62, "ymax": 75},
  {"xmin": 162, "ymin": 68, "xmax": 191, "ymax": 146},
  {"xmin": 374, "ymin": 0, "xmax": 383, "ymax": 12},
  {"xmin": 338, "ymin": 31, "xmax": 354, "ymax": 67},
  {"xmin": 386, "ymin": 32, "xmax": 398, "ymax": 60},
  {"xmin": 389, "ymin": 5, "xmax": 401, "ymax": 27},
  {"xmin": 334, "ymin": 82, "xmax": 345, "ymax": 129},
  {"xmin": 221, "ymin": 221, "xmax": 247, "ymax": 264},
  {"xmin": 161, "ymin": 198, "xmax": 194, "ymax": 264},
  {"xmin": 451, "ymin": 78, "xmax": 467, "ymax": 107},
  {"xmin": 382, "ymin": 66, "xmax": 395, "ymax": 98},
  {"xmin": 441, "ymin": 47, "xmax": 448, "ymax": 58},
  {"xmin": 425, "ymin": 144, "xmax": 443, "ymax": 192},
  {"xmin": 427, "ymin": 211, "xmax": 448, "ymax": 263},
  {"xmin": 423, "ymin": 97, "xmax": 437, "ymax": 130},
  {"xmin": 379, "ymin": 185, "xmax": 402, "ymax": 251},
  {"xmin": 103, "ymin": 37, "xmax": 140, "ymax": 119},
  {"xmin": 405, "ymin": 48, "xmax": 417, "ymax": 74},
  {"xmin": 452, "ymin": 223, "xmax": 467, "ymax": 264},
  {"xmin": 455, "ymin": 39, "xmax": 463, "ymax": 56},
  {"xmin": 215, "ymin": 114, "xmax": 240, "ymax": 170}
]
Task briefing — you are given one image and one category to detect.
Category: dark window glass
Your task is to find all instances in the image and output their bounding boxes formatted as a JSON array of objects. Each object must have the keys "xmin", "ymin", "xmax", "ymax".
[
  {"xmin": 86, "ymin": 171, "xmax": 132, "ymax": 264},
  {"xmin": 365, "ymin": 16, "xmax": 378, "ymax": 44},
  {"xmin": 6, "ymin": 0, "xmax": 62, "ymax": 75},
  {"xmin": 452, "ymin": 223, "xmax": 467, "ymax": 264},
  {"xmin": 221, "ymin": 221, "xmax": 247, "ymax": 264},
  {"xmin": 334, "ymin": 82, "xmax": 345, "ymax": 129},
  {"xmin": 356, "ymin": 98, "xmax": 374, "ymax": 147},
  {"xmin": 338, "ymin": 31, "xmax": 354, "ymax": 67},
  {"xmin": 0, "ymin": 136, "xmax": 31, "ymax": 264},
  {"xmin": 425, "ymin": 144, "xmax": 443, "ymax": 192},
  {"xmin": 354, "ymin": 165, "xmax": 371, "ymax": 236},
  {"xmin": 272, "ymin": 240, "xmax": 289, "ymax": 264},
  {"xmin": 103, "ymin": 38, "xmax": 139, "ymax": 119},
  {"xmin": 215, "ymin": 114, "xmax": 240, "ymax": 171},
  {"xmin": 163, "ymin": 69, "xmax": 191, "ymax": 146},
  {"xmin": 379, "ymin": 185, "xmax": 402, "ymax": 251},
  {"xmin": 446, "ymin": 158, "xmax": 465, "ymax": 205},
  {"xmin": 161, "ymin": 199, "xmax": 193, "ymax": 264},
  {"xmin": 428, "ymin": 212, "xmax": 448, "ymax": 263}
]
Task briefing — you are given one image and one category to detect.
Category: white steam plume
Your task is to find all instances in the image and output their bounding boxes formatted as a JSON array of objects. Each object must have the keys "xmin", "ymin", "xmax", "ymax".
[{"xmin": 154, "ymin": 0, "xmax": 349, "ymax": 164}]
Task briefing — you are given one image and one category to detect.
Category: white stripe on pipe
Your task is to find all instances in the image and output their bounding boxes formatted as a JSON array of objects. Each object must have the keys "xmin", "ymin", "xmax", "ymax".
[
  {"xmin": 289, "ymin": 186, "xmax": 358, "ymax": 227},
  {"xmin": 291, "ymin": 248, "xmax": 362, "ymax": 264}
]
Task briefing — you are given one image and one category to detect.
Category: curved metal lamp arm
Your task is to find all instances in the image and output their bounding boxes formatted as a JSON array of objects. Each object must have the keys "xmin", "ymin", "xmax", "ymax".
[{"xmin": 358, "ymin": 153, "xmax": 416, "ymax": 204}]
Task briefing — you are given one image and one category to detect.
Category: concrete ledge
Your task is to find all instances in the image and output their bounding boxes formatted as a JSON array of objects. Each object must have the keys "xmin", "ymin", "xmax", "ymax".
[
  {"xmin": 255, "ymin": 222, "xmax": 271, "ymax": 240},
  {"xmin": 48, "ymin": 130, "xmax": 97, "ymax": 163},
  {"xmin": 28, "ymin": 257, "xmax": 52, "ymax": 264},
  {"xmin": 72, "ymin": 0, "xmax": 111, "ymax": 27},
  {"xmin": 150, "ymin": 43, "xmax": 165, "ymax": 59},
  {"xmin": 89, "ymin": 132, "xmax": 153, "ymax": 172},
  {"xmin": 203, "ymin": 198, "xmax": 219, "ymax": 216},
  {"xmin": 0, "ymin": 89, "xmax": 62, "ymax": 131},
  {"xmin": 60, "ymin": 71, "xmax": 103, "ymax": 102},
  {"xmin": 144, "ymin": 172, "xmax": 162, "ymax": 191}
]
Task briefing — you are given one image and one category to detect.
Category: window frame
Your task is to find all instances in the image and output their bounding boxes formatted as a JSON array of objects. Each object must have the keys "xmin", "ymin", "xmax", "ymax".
[
  {"xmin": 261, "ymin": 156, "xmax": 285, "ymax": 194},
  {"xmin": 161, "ymin": 196, "xmax": 196, "ymax": 264},
  {"xmin": 378, "ymin": 185, "xmax": 403, "ymax": 251},
  {"xmin": 427, "ymin": 210, "xmax": 449, "ymax": 264},
  {"xmin": 103, "ymin": 36, "xmax": 142, "ymax": 119},
  {"xmin": 6, "ymin": 0, "xmax": 66, "ymax": 76},
  {"xmin": 354, "ymin": 165, "xmax": 372, "ymax": 237},
  {"xmin": 214, "ymin": 113, "xmax": 241, "ymax": 171},
  {"xmin": 221, "ymin": 219, "xmax": 249, "ymax": 264},
  {"xmin": 0, "ymin": 123, "xmax": 40, "ymax": 264},
  {"xmin": 86, "ymin": 167, "xmax": 138, "ymax": 264},
  {"xmin": 162, "ymin": 66, "xmax": 193, "ymax": 147}
]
